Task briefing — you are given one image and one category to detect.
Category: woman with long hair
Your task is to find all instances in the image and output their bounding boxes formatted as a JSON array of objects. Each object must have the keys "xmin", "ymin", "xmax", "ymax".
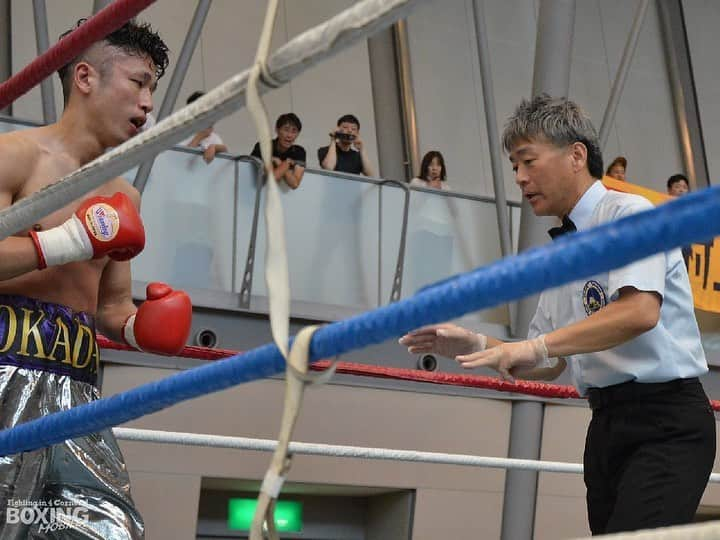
[{"xmin": 410, "ymin": 150, "xmax": 449, "ymax": 190}]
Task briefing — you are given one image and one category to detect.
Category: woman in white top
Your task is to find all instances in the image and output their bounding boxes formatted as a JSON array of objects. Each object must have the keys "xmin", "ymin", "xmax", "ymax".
[{"xmin": 410, "ymin": 150, "xmax": 449, "ymax": 190}]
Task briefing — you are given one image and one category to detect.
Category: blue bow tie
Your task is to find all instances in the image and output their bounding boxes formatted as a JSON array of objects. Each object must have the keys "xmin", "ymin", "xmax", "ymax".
[{"xmin": 548, "ymin": 216, "xmax": 577, "ymax": 240}]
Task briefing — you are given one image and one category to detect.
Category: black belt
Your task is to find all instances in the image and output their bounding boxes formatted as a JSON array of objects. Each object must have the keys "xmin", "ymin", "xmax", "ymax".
[{"xmin": 587, "ymin": 377, "xmax": 701, "ymax": 410}]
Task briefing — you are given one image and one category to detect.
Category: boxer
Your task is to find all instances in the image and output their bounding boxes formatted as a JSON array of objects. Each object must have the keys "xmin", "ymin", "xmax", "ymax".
[{"xmin": 0, "ymin": 19, "xmax": 188, "ymax": 539}]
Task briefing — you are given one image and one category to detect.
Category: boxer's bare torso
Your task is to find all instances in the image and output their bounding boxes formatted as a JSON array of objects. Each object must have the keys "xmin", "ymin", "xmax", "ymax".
[{"xmin": 0, "ymin": 127, "xmax": 139, "ymax": 313}]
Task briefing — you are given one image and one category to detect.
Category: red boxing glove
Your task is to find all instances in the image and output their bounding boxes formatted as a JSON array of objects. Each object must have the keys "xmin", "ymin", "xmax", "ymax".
[
  {"xmin": 31, "ymin": 192, "xmax": 145, "ymax": 269},
  {"xmin": 122, "ymin": 283, "xmax": 192, "ymax": 355}
]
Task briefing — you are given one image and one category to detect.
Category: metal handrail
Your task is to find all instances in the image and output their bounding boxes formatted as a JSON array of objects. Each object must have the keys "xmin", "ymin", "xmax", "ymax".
[
  {"xmin": 378, "ymin": 179, "xmax": 411, "ymax": 303},
  {"xmin": 237, "ymin": 156, "xmax": 265, "ymax": 309}
]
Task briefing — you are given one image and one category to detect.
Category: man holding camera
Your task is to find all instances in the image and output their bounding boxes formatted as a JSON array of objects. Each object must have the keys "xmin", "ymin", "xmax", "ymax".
[{"xmin": 318, "ymin": 114, "xmax": 374, "ymax": 176}]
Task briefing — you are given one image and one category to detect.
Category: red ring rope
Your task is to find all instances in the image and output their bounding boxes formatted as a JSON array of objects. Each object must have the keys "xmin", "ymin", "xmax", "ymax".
[
  {"xmin": 97, "ymin": 335, "xmax": 720, "ymax": 411},
  {"xmin": 97, "ymin": 335, "xmax": 240, "ymax": 361},
  {"xmin": 0, "ymin": 0, "xmax": 156, "ymax": 111}
]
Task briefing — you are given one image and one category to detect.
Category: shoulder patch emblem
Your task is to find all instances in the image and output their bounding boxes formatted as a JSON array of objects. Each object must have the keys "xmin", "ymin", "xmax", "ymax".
[{"xmin": 582, "ymin": 280, "xmax": 607, "ymax": 316}]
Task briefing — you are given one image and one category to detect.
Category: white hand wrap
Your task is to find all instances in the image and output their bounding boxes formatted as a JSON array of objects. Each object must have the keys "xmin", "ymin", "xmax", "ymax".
[
  {"xmin": 33, "ymin": 215, "xmax": 93, "ymax": 268},
  {"xmin": 122, "ymin": 314, "xmax": 141, "ymax": 350}
]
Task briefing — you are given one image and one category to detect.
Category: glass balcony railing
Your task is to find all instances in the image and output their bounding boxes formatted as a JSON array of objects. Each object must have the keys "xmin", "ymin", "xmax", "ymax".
[
  {"xmin": 137, "ymin": 159, "xmax": 522, "ymax": 324},
  {"xmin": 0, "ymin": 115, "xmax": 521, "ymax": 325},
  {"xmin": 125, "ymin": 148, "xmax": 240, "ymax": 294}
]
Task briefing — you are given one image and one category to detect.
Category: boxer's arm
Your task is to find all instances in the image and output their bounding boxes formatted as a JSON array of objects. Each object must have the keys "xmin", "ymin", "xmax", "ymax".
[
  {"xmin": 0, "ymin": 134, "xmax": 44, "ymax": 280},
  {"xmin": 95, "ymin": 184, "xmax": 141, "ymax": 342},
  {"xmin": 96, "ymin": 258, "xmax": 137, "ymax": 343},
  {"xmin": 0, "ymin": 234, "xmax": 43, "ymax": 281}
]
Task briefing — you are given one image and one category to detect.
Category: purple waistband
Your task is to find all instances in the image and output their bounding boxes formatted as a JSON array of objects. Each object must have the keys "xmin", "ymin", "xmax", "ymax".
[{"xmin": 0, "ymin": 295, "xmax": 98, "ymax": 385}]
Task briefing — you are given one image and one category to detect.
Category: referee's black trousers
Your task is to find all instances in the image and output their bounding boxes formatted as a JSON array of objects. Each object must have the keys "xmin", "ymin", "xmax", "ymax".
[{"xmin": 584, "ymin": 378, "xmax": 716, "ymax": 535}]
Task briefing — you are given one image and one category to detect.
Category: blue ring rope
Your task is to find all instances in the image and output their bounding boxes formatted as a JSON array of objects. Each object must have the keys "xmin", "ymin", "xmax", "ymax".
[{"xmin": 1, "ymin": 185, "xmax": 719, "ymax": 455}]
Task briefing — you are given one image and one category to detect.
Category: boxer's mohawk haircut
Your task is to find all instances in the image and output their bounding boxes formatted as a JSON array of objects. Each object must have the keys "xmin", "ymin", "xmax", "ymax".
[{"xmin": 57, "ymin": 18, "xmax": 169, "ymax": 104}]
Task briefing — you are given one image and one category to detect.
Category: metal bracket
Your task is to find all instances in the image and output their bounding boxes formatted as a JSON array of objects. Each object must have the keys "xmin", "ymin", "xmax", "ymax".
[{"xmin": 380, "ymin": 179, "xmax": 411, "ymax": 303}]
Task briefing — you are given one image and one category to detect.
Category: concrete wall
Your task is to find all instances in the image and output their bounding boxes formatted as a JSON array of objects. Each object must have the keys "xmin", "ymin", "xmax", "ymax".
[
  {"xmin": 683, "ymin": 0, "xmax": 720, "ymax": 185},
  {"xmin": 10, "ymin": 0, "xmax": 698, "ymax": 197},
  {"xmin": 405, "ymin": 0, "xmax": 683, "ymax": 198},
  {"xmin": 103, "ymin": 363, "xmax": 512, "ymax": 539}
]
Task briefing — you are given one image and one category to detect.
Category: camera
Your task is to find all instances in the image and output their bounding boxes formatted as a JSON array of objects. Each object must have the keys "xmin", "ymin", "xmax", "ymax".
[
  {"xmin": 334, "ymin": 131, "xmax": 356, "ymax": 142},
  {"xmin": 417, "ymin": 354, "xmax": 438, "ymax": 372}
]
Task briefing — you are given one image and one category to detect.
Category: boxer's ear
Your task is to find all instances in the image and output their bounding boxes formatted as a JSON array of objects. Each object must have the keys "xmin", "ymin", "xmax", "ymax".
[{"xmin": 74, "ymin": 61, "xmax": 99, "ymax": 97}]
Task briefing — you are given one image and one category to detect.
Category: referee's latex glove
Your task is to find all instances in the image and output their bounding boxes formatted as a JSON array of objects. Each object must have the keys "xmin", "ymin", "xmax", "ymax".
[
  {"xmin": 399, "ymin": 323, "xmax": 487, "ymax": 359},
  {"xmin": 456, "ymin": 336, "xmax": 548, "ymax": 383}
]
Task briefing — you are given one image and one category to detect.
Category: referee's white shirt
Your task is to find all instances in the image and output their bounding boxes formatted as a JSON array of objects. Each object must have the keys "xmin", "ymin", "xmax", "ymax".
[{"xmin": 528, "ymin": 180, "xmax": 707, "ymax": 396}]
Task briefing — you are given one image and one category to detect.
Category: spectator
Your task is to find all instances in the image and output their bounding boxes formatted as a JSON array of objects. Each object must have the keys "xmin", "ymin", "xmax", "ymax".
[
  {"xmin": 667, "ymin": 173, "xmax": 690, "ymax": 196},
  {"xmin": 318, "ymin": 114, "xmax": 374, "ymax": 176},
  {"xmin": 605, "ymin": 156, "xmax": 627, "ymax": 181},
  {"xmin": 183, "ymin": 91, "xmax": 228, "ymax": 163},
  {"xmin": 251, "ymin": 113, "xmax": 306, "ymax": 190},
  {"xmin": 667, "ymin": 174, "xmax": 693, "ymax": 266},
  {"xmin": 410, "ymin": 150, "xmax": 450, "ymax": 190}
]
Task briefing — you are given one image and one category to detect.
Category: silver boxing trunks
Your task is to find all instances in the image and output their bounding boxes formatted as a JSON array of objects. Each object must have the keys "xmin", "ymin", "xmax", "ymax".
[{"xmin": 0, "ymin": 294, "xmax": 144, "ymax": 539}]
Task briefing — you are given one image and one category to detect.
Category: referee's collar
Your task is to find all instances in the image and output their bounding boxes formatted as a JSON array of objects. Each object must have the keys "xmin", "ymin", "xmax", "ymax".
[{"xmin": 568, "ymin": 180, "xmax": 607, "ymax": 231}]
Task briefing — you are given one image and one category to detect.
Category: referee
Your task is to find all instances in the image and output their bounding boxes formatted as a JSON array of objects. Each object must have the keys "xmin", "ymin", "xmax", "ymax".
[{"xmin": 400, "ymin": 94, "xmax": 715, "ymax": 535}]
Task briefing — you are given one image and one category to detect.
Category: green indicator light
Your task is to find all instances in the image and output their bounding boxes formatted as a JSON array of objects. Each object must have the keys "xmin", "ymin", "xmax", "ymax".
[{"xmin": 228, "ymin": 498, "xmax": 302, "ymax": 532}]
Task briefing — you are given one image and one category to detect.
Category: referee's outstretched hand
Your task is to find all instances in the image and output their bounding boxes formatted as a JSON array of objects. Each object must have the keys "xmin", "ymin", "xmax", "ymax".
[
  {"xmin": 456, "ymin": 336, "xmax": 548, "ymax": 383},
  {"xmin": 399, "ymin": 323, "xmax": 487, "ymax": 359}
]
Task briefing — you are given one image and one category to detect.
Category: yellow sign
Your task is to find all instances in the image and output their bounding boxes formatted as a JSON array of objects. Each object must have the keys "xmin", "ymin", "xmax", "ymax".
[
  {"xmin": 602, "ymin": 176, "xmax": 720, "ymax": 313},
  {"xmin": 602, "ymin": 176, "xmax": 672, "ymax": 205},
  {"xmin": 685, "ymin": 239, "xmax": 720, "ymax": 313}
]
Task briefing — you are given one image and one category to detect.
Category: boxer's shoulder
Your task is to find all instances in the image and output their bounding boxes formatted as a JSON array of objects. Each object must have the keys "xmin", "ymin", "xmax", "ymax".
[
  {"xmin": 0, "ymin": 129, "xmax": 42, "ymax": 152},
  {"xmin": 0, "ymin": 131, "xmax": 43, "ymax": 192}
]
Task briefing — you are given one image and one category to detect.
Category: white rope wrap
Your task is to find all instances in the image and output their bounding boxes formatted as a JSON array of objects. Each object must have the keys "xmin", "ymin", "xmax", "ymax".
[
  {"xmin": 0, "ymin": 0, "xmax": 425, "ymax": 241},
  {"xmin": 259, "ymin": 470, "xmax": 285, "ymax": 499},
  {"xmin": 248, "ymin": 0, "xmax": 290, "ymax": 361},
  {"xmin": 114, "ymin": 427, "xmax": 720, "ymax": 482},
  {"xmin": 246, "ymin": 1, "xmax": 306, "ymax": 537}
]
